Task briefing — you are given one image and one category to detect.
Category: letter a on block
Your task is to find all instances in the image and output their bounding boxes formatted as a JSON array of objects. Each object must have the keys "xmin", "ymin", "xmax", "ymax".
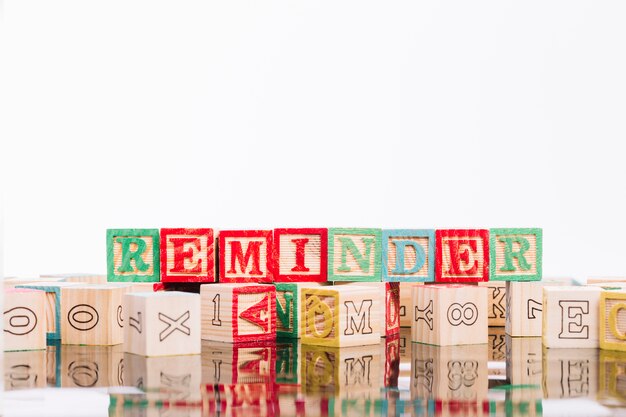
[
  {"xmin": 435, "ymin": 230, "xmax": 489, "ymax": 283},
  {"xmin": 490, "ymin": 228, "xmax": 542, "ymax": 281},
  {"xmin": 107, "ymin": 229, "xmax": 160, "ymax": 282},
  {"xmin": 328, "ymin": 228, "xmax": 382, "ymax": 282},
  {"xmin": 233, "ymin": 286, "xmax": 276, "ymax": 343},
  {"xmin": 219, "ymin": 230, "xmax": 274, "ymax": 283},
  {"xmin": 160, "ymin": 228, "xmax": 215, "ymax": 283}
]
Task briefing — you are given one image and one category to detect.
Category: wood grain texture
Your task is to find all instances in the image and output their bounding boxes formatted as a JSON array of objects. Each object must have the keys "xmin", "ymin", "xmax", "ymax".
[
  {"xmin": 41, "ymin": 273, "xmax": 107, "ymax": 284},
  {"xmin": 505, "ymin": 336, "xmax": 543, "ymax": 402},
  {"xmin": 399, "ymin": 282, "xmax": 424, "ymax": 328},
  {"xmin": 3, "ymin": 288, "xmax": 47, "ymax": 351},
  {"xmin": 542, "ymin": 347, "xmax": 598, "ymax": 399},
  {"xmin": 598, "ymin": 349, "xmax": 626, "ymax": 404},
  {"xmin": 382, "ymin": 229, "xmax": 435, "ymax": 282},
  {"xmin": 160, "ymin": 228, "xmax": 216, "ymax": 283},
  {"xmin": 435, "ymin": 229, "xmax": 489, "ymax": 283},
  {"xmin": 218, "ymin": 230, "xmax": 274, "ymax": 283},
  {"xmin": 201, "ymin": 340, "xmax": 276, "ymax": 385},
  {"xmin": 107, "ymin": 229, "xmax": 160, "ymax": 282},
  {"xmin": 274, "ymin": 228, "xmax": 328, "ymax": 282},
  {"xmin": 274, "ymin": 282, "xmax": 324, "ymax": 338},
  {"xmin": 505, "ymin": 281, "xmax": 548, "ymax": 337},
  {"xmin": 327, "ymin": 228, "xmax": 382, "ymax": 282},
  {"xmin": 600, "ymin": 290, "xmax": 626, "ymax": 351},
  {"xmin": 478, "ymin": 281, "xmax": 506, "ymax": 327},
  {"xmin": 489, "ymin": 228, "xmax": 542, "ymax": 281}
]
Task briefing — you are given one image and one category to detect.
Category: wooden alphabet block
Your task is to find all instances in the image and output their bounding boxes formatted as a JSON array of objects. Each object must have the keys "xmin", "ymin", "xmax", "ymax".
[
  {"xmin": 382, "ymin": 229, "xmax": 435, "ymax": 282},
  {"xmin": 3, "ymin": 288, "xmax": 47, "ymax": 351},
  {"xmin": 201, "ymin": 340, "xmax": 276, "ymax": 385},
  {"xmin": 107, "ymin": 228, "xmax": 160, "ymax": 282},
  {"xmin": 3, "ymin": 350, "xmax": 46, "ymax": 390},
  {"xmin": 542, "ymin": 347, "xmax": 598, "ymax": 398},
  {"xmin": 505, "ymin": 336, "xmax": 542, "ymax": 401},
  {"xmin": 61, "ymin": 345, "xmax": 125, "ymax": 388},
  {"xmin": 542, "ymin": 286, "xmax": 601, "ymax": 348},
  {"xmin": 300, "ymin": 286, "xmax": 381, "ymax": 347},
  {"xmin": 505, "ymin": 281, "xmax": 546, "ymax": 337},
  {"xmin": 600, "ymin": 290, "xmax": 626, "ymax": 351},
  {"xmin": 5, "ymin": 276, "xmax": 66, "ymax": 289},
  {"xmin": 411, "ymin": 284, "xmax": 488, "ymax": 346},
  {"xmin": 328, "ymin": 228, "xmax": 382, "ymax": 282},
  {"xmin": 160, "ymin": 228, "xmax": 215, "ymax": 283},
  {"xmin": 478, "ymin": 281, "xmax": 506, "ymax": 326},
  {"xmin": 489, "ymin": 228, "xmax": 542, "ymax": 281},
  {"xmin": 124, "ymin": 291, "xmax": 201, "ymax": 356},
  {"xmin": 41, "ymin": 273, "xmax": 108, "ymax": 284},
  {"xmin": 274, "ymin": 228, "xmax": 328, "ymax": 282},
  {"xmin": 399, "ymin": 282, "xmax": 423, "ymax": 327},
  {"xmin": 218, "ymin": 230, "xmax": 274, "ymax": 283},
  {"xmin": 200, "ymin": 283, "xmax": 276, "ymax": 343},
  {"xmin": 488, "ymin": 326, "xmax": 506, "ymax": 363},
  {"xmin": 587, "ymin": 277, "xmax": 626, "ymax": 285},
  {"xmin": 435, "ymin": 229, "xmax": 489, "ymax": 283},
  {"xmin": 274, "ymin": 282, "xmax": 322, "ymax": 338}
]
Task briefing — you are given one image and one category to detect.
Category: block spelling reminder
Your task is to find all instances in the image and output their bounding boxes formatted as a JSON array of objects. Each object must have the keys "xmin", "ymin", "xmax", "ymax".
[
  {"xmin": 328, "ymin": 228, "xmax": 382, "ymax": 282},
  {"xmin": 490, "ymin": 228, "xmax": 542, "ymax": 281},
  {"xmin": 107, "ymin": 229, "xmax": 160, "ymax": 282}
]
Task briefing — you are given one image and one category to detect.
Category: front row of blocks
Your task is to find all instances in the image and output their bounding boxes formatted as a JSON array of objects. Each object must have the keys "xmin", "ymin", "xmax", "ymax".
[
  {"xmin": 411, "ymin": 284, "xmax": 488, "ymax": 346},
  {"xmin": 3, "ymin": 288, "xmax": 47, "ymax": 351}
]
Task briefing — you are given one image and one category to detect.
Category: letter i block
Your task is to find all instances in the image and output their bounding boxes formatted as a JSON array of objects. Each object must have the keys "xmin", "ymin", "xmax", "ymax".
[
  {"xmin": 382, "ymin": 229, "xmax": 435, "ymax": 282},
  {"xmin": 275, "ymin": 282, "xmax": 324, "ymax": 338},
  {"xmin": 107, "ymin": 229, "xmax": 160, "ymax": 282},
  {"xmin": 219, "ymin": 230, "xmax": 274, "ymax": 283},
  {"xmin": 328, "ymin": 228, "xmax": 382, "ymax": 282},
  {"xmin": 490, "ymin": 228, "xmax": 542, "ymax": 281},
  {"xmin": 274, "ymin": 228, "xmax": 328, "ymax": 282},
  {"xmin": 3, "ymin": 288, "xmax": 47, "ymax": 351},
  {"xmin": 200, "ymin": 283, "xmax": 276, "ymax": 343},
  {"xmin": 435, "ymin": 229, "xmax": 489, "ymax": 283},
  {"xmin": 600, "ymin": 290, "xmax": 626, "ymax": 351},
  {"xmin": 160, "ymin": 228, "xmax": 216, "ymax": 283},
  {"xmin": 123, "ymin": 291, "xmax": 201, "ymax": 356},
  {"xmin": 542, "ymin": 286, "xmax": 602, "ymax": 348},
  {"xmin": 412, "ymin": 284, "xmax": 488, "ymax": 346},
  {"xmin": 300, "ymin": 286, "xmax": 381, "ymax": 347}
]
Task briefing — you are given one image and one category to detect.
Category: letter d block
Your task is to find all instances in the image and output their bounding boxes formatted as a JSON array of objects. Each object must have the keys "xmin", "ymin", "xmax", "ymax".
[
  {"xmin": 3, "ymin": 288, "xmax": 47, "ymax": 351},
  {"xmin": 219, "ymin": 230, "xmax": 274, "ymax": 283},
  {"xmin": 600, "ymin": 290, "xmax": 626, "ymax": 351},
  {"xmin": 300, "ymin": 286, "xmax": 381, "ymax": 347},
  {"xmin": 328, "ymin": 228, "xmax": 382, "ymax": 282},
  {"xmin": 490, "ymin": 228, "xmax": 542, "ymax": 281},
  {"xmin": 107, "ymin": 229, "xmax": 160, "ymax": 282},
  {"xmin": 274, "ymin": 228, "xmax": 328, "ymax": 283},
  {"xmin": 435, "ymin": 229, "xmax": 489, "ymax": 283},
  {"xmin": 382, "ymin": 229, "xmax": 435, "ymax": 282},
  {"xmin": 200, "ymin": 283, "xmax": 276, "ymax": 343},
  {"xmin": 123, "ymin": 292, "xmax": 201, "ymax": 356},
  {"xmin": 160, "ymin": 228, "xmax": 216, "ymax": 283},
  {"xmin": 412, "ymin": 284, "xmax": 488, "ymax": 346},
  {"xmin": 542, "ymin": 286, "xmax": 602, "ymax": 348}
]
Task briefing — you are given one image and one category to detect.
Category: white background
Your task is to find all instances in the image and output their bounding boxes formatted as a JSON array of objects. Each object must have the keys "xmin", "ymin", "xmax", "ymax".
[{"xmin": 1, "ymin": 1, "xmax": 625, "ymax": 280}]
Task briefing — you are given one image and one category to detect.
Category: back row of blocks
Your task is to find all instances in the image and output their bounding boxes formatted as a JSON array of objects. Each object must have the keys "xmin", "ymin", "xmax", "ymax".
[{"xmin": 106, "ymin": 227, "xmax": 543, "ymax": 283}]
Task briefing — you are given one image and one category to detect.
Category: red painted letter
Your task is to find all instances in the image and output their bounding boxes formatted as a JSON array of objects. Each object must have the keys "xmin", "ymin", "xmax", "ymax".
[
  {"xmin": 291, "ymin": 238, "xmax": 310, "ymax": 272},
  {"xmin": 446, "ymin": 239, "xmax": 478, "ymax": 275},
  {"xmin": 170, "ymin": 237, "xmax": 202, "ymax": 273},
  {"xmin": 228, "ymin": 241, "xmax": 263, "ymax": 275}
]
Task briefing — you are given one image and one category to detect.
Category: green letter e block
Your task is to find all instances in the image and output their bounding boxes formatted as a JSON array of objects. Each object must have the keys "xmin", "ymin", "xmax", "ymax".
[
  {"xmin": 489, "ymin": 228, "xmax": 542, "ymax": 281},
  {"xmin": 107, "ymin": 228, "xmax": 160, "ymax": 282}
]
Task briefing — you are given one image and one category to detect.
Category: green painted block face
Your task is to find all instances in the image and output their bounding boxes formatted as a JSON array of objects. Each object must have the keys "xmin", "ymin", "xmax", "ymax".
[
  {"xmin": 328, "ymin": 228, "xmax": 382, "ymax": 282},
  {"xmin": 489, "ymin": 228, "xmax": 542, "ymax": 281},
  {"xmin": 107, "ymin": 229, "xmax": 160, "ymax": 282},
  {"xmin": 275, "ymin": 283, "xmax": 298, "ymax": 338},
  {"xmin": 275, "ymin": 340, "xmax": 299, "ymax": 384}
]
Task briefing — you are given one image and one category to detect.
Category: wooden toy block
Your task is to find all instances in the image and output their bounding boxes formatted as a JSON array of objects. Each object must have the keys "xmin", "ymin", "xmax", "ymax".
[
  {"xmin": 274, "ymin": 282, "xmax": 323, "ymax": 338},
  {"xmin": 382, "ymin": 229, "xmax": 435, "ymax": 282},
  {"xmin": 4, "ymin": 276, "xmax": 66, "ymax": 289},
  {"xmin": 435, "ymin": 229, "xmax": 489, "ymax": 283},
  {"xmin": 542, "ymin": 286, "xmax": 602, "ymax": 348},
  {"xmin": 600, "ymin": 290, "xmax": 626, "ymax": 351},
  {"xmin": 328, "ymin": 228, "xmax": 382, "ymax": 282},
  {"xmin": 587, "ymin": 277, "xmax": 626, "ymax": 285},
  {"xmin": 61, "ymin": 345, "xmax": 125, "ymax": 388},
  {"xmin": 542, "ymin": 347, "xmax": 598, "ymax": 398},
  {"xmin": 41, "ymin": 273, "xmax": 107, "ymax": 284},
  {"xmin": 334, "ymin": 281, "xmax": 400, "ymax": 337},
  {"xmin": 60, "ymin": 284, "xmax": 132, "ymax": 345},
  {"xmin": 399, "ymin": 282, "xmax": 423, "ymax": 327},
  {"xmin": 218, "ymin": 230, "xmax": 274, "ymax": 283},
  {"xmin": 274, "ymin": 228, "xmax": 328, "ymax": 282},
  {"xmin": 107, "ymin": 228, "xmax": 160, "ymax": 282},
  {"xmin": 489, "ymin": 228, "xmax": 542, "ymax": 281},
  {"xmin": 160, "ymin": 228, "xmax": 216, "ymax": 283},
  {"xmin": 411, "ymin": 343, "xmax": 488, "ymax": 400},
  {"xmin": 3, "ymin": 350, "xmax": 46, "ymax": 390},
  {"xmin": 300, "ymin": 285, "xmax": 381, "ymax": 347},
  {"xmin": 598, "ymin": 350, "xmax": 626, "ymax": 405},
  {"xmin": 3, "ymin": 288, "xmax": 47, "ymax": 351},
  {"xmin": 200, "ymin": 283, "xmax": 276, "ymax": 343},
  {"xmin": 201, "ymin": 340, "xmax": 276, "ymax": 385},
  {"xmin": 488, "ymin": 326, "xmax": 506, "ymax": 362},
  {"xmin": 398, "ymin": 327, "xmax": 411, "ymax": 361},
  {"xmin": 276, "ymin": 339, "xmax": 300, "ymax": 384},
  {"xmin": 478, "ymin": 281, "xmax": 506, "ymax": 326},
  {"xmin": 123, "ymin": 291, "xmax": 201, "ymax": 356},
  {"xmin": 411, "ymin": 284, "xmax": 488, "ymax": 346},
  {"xmin": 505, "ymin": 336, "xmax": 542, "ymax": 401},
  {"xmin": 505, "ymin": 281, "xmax": 548, "ymax": 337}
]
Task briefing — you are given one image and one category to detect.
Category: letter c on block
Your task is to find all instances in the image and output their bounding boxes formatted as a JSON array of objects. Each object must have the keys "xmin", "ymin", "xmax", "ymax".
[{"xmin": 609, "ymin": 302, "xmax": 626, "ymax": 341}]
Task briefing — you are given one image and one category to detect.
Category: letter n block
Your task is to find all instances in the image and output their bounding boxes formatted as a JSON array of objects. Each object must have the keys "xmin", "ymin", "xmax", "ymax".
[
  {"xmin": 200, "ymin": 283, "xmax": 276, "ymax": 343},
  {"xmin": 160, "ymin": 228, "xmax": 216, "ymax": 283},
  {"xmin": 412, "ymin": 284, "xmax": 488, "ymax": 346},
  {"xmin": 274, "ymin": 282, "xmax": 324, "ymax": 338},
  {"xmin": 107, "ymin": 229, "xmax": 160, "ymax": 282},
  {"xmin": 600, "ymin": 290, "xmax": 626, "ymax": 351},
  {"xmin": 328, "ymin": 228, "xmax": 382, "ymax": 282},
  {"xmin": 382, "ymin": 229, "xmax": 435, "ymax": 282},
  {"xmin": 3, "ymin": 288, "xmax": 47, "ymax": 351},
  {"xmin": 490, "ymin": 228, "xmax": 542, "ymax": 281},
  {"xmin": 219, "ymin": 230, "xmax": 274, "ymax": 283},
  {"xmin": 542, "ymin": 286, "xmax": 602, "ymax": 348},
  {"xmin": 300, "ymin": 286, "xmax": 381, "ymax": 347},
  {"xmin": 435, "ymin": 229, "xmax": 489, "ymax": 283},
  {"xmin": 274, "ymin": 228, "xmax": 328, "ymax": 282}
]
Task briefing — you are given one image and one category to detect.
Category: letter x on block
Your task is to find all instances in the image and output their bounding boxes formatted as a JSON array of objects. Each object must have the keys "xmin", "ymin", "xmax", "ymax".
[
  {"xmin": 219, "ymin": 230, "xmax": 274, "ymax": 283},
  {"xmin": 435, "ymin": 229, "xmax": 489, "ymax": 283},
  {"xmin": 160, "ymin": 228, "xmax": 216, "ymax": 283}
]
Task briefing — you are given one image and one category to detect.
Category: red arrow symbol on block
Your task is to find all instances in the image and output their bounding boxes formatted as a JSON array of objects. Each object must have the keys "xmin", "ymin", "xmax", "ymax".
[{"xmin": 239, "ymin": 294, "xmax": 269, "ymax": 332}]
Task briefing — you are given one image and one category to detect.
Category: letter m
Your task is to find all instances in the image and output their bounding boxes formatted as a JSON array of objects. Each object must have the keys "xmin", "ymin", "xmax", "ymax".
[
  {"xmin": 344, "ymin": 300, "xmax": 373, "ymax": 335},
  {"xmin": 227, "ymin": 240, "xmax": 263, "ymax": 275}
]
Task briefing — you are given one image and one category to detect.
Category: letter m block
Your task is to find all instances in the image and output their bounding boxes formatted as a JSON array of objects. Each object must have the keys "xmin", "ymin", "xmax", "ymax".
[
  {"xmin": 489, "ymin": 228, "xmax": 542, "ymax": 281},
  {"xmin": 328, "ymin": 228, "xmax": 382, "ymax": 282},
  {"xmin": 219, "ymin": 230, "xmax": 274, "ymax": 283},
  {"xmin": 160, "ymin": 228, "xmax": 216, "ymax": 283},
  {"xmin": 435, "ymin": 229, "xmax": 489, "ymax": 283},
  {"xmin": 107, "ymin": 229, "xmax": 160, "ymax": 282}
]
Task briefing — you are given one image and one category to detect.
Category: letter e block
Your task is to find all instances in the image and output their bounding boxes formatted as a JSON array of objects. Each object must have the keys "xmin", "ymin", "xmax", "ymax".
[
  {"xmin": 328, "ymin": 228, "xmax": 382, "ymax": 282},
  {"xmin": 160, "ymin": 228, "xmax": 216, "ymax": 283},
  {"xmin": 219, "ymin": 230, "xmax": 274, "ymax": 283},
  {"xmin": 600, "ymin": 290, "xmax": 626, "ymax": 352},
  {"xmin": 274, "ymin": 228, "xmax": 328, "ymax": 282},
  {"xmin": 435, "ymin": 229, "xmax": 489, "ymax": 283},
  {"xmin": 107, "ymin": 229, "xmax": 160, "ymax": 282},
  {"xmin": 3, "ymin": 288, "xmax": 47, "ymax": 351},
  {"xmin": 490, "ymin": 228, "xmax": 542, "ymax": 281},
  {"xmin": 382, "ymin": 229, "xmax": 435, "ymax": 282}
]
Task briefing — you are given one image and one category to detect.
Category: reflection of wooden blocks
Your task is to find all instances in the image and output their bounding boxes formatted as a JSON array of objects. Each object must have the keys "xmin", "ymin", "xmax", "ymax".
[
  {"xmin": 328, "ymin": 228, "xmax": 382, "ymax": 282},
  {"xmin": 479, "ymin": 281, "xmax": 506, "ymax": 326},
  {"xmin": 489, "ymin": 228, "xmax": 542, "ymax": 281},
  {"xmin": 3, "ymin": 350, "xmax": 46, "ymax": 390},
  {"xmin": 41, "ymin": 273, "xmax": 107, "ymax": 284},
  {"xmin": 399, "ymin": 282, "xmax": 423, "ymax": 327},
  {"xmin": 488, "ymin": 326, "xmax": 506, "ymax": 362},
  {"xmin": 542, "ymin": 347, "xmax": 598, "ymax": 398},
  {"xmin": 275, "ymin": 282, "xmax": 322, "ymax": 338},
  {"xmin": 411, "ymin": 343, "xmax": 488, "ymax": 400},
  {"xmin": 381, "ymin": 333, "xmax": 401, "ymax": 388},
  {"xmin": 411, "ymin": 284, "xmax": 488, "ymax": 346},
  {"xmin": 300, "ymin": 286, "xmax": 381, "ymax": 347},
  {"xmin": 435, "ymin": 229, "xmax": 489, "ymax": 283},
  {"xmin": 201, "ymin": 340, "xmax": 276, "ymax": 385},
  {"xmin": 3, "ymin": 288, "xmax": 47, "ymax": 351},
  {"xmin": 124, "ymin": 292, "xmax": 201, "ymax": 356},
  {"xmin": 542, "ymin": 286, "xmax": 602, "ymax": 348},
  {"xmin": 505, "ymin": 281, "xmax": 544, "ymax": 337},
  {"xmin": 276, "ymin": 339, "xmax": 300, "ymax": 385},
  {"xmin": 160, "ymin": 228, "xmax": 215, "ymax": 283},
  {"xmin": 218, "ymin": 230, "xmax": 274, "ymax": 283},
  {"xmin": 505, "ymin": 336, "xmax": 542, "ymax": 400},
  {"xmin": 274, "ymin": 228, "xmax": 328, "ymax": 283},
  {"xmin": 107, "ymin": 229, "xmax": 160, "ymax": 282},
  {"xmin": 382, "ymin": 229, "xmax": 435, "ymax": 282},
  {"xmin": 60, "ymin": 284, "xmax": 131, "ymax": 345},
  {"xmin": 61, "ymin": 345, "xmax": 125, "ymax": 388},
  {"xmin": 598, "ymin": 350, "xmax": 626, "ymax": 405},
  {"xmin": 200, "ymin": 283, "xmax": 276, "ymax": 343},
  {"xmin": 203, "ymin": 384, "xmax": 274, "ymax": 417},
  {"xmin": 600, "ymin": 290, "xmax": 626, "ymax": 351}
]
